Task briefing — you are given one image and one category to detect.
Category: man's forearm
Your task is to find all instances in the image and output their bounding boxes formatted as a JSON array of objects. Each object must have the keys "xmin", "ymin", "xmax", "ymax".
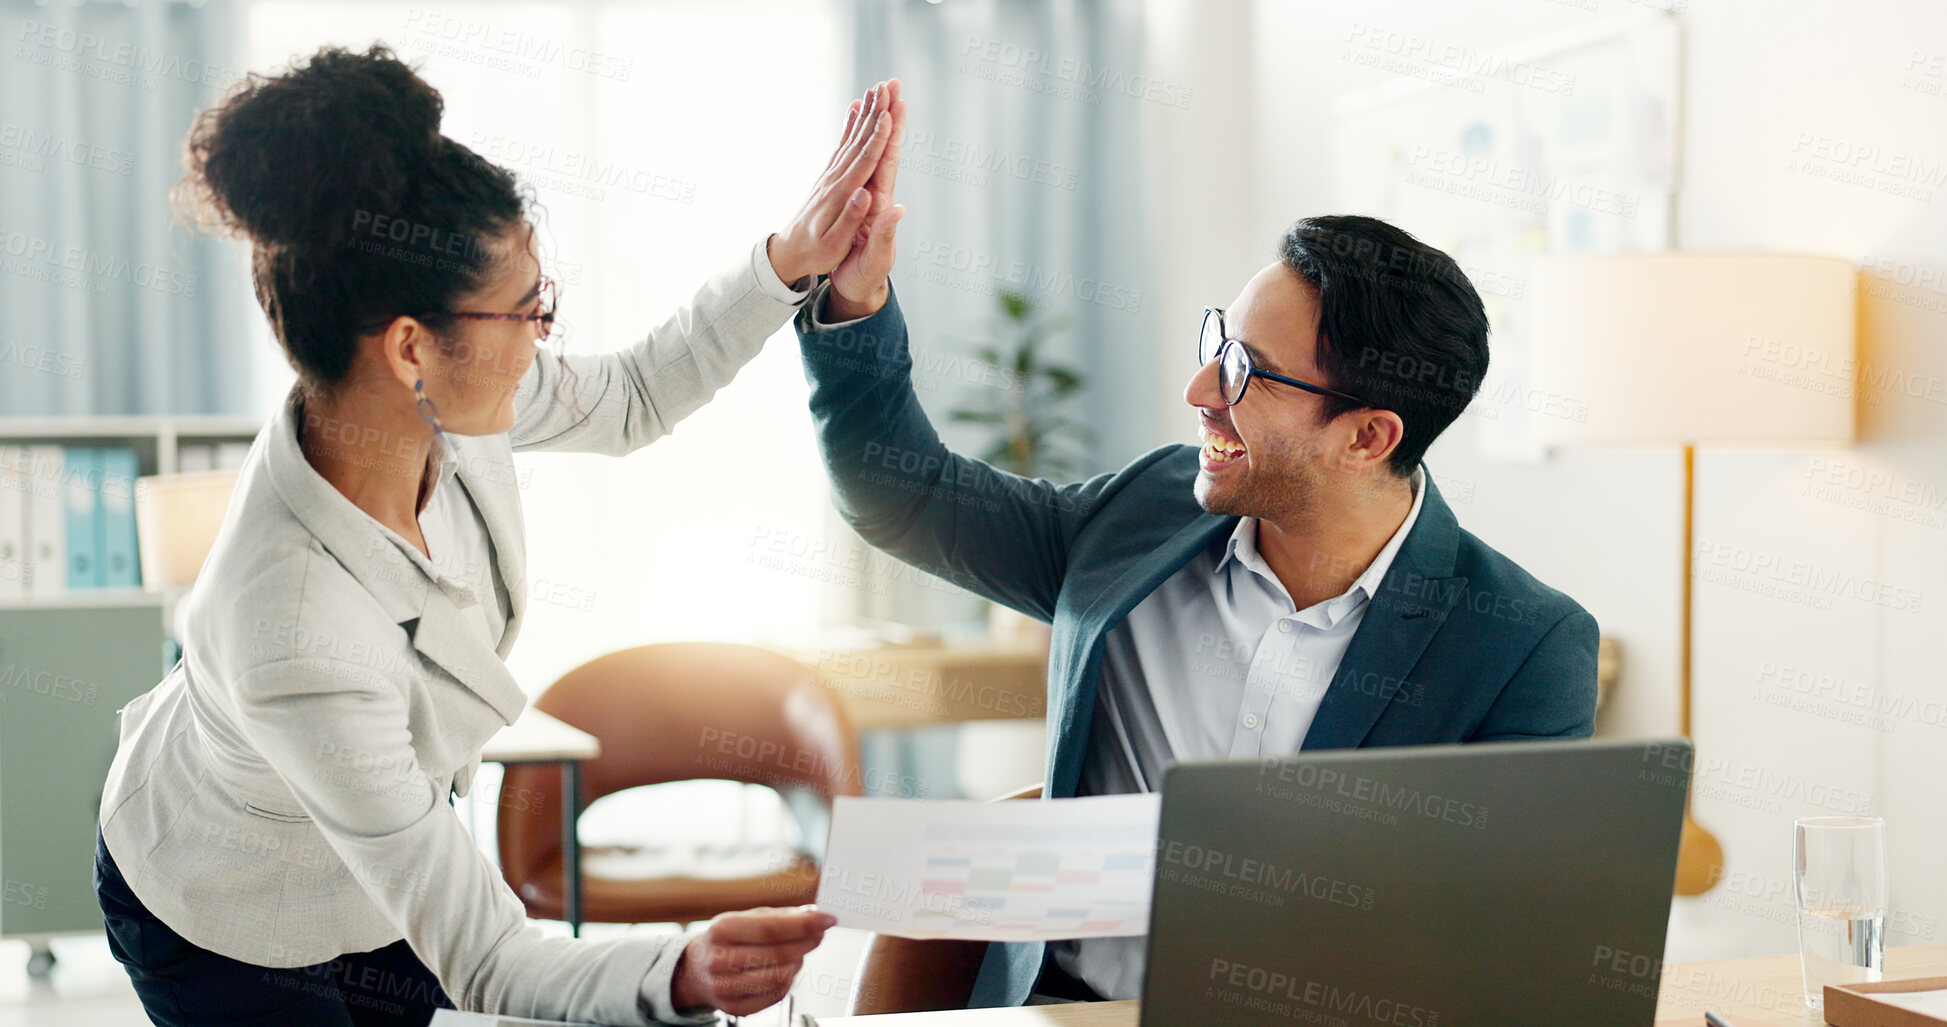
[{"xmin": 794, "ymin": 285, "xmax": 1076, "ymax": 622}]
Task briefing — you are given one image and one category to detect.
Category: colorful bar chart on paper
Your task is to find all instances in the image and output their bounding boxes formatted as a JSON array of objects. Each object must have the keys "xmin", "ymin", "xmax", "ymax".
[{"xmin": 817, "ymin": 793, "xmax": 1160, "ymax": 941}]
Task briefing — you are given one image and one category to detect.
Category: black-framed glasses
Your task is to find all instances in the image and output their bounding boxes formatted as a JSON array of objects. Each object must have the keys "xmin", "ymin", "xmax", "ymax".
[{"xmin": 1198, "ymin": 306, "xmax": 1368, "ymax": 408}]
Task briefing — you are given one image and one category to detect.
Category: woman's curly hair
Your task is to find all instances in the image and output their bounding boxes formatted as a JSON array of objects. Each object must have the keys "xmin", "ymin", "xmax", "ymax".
[{"xmin": 175, "ymin": 43, "xmax": 531, "ymax": 396}]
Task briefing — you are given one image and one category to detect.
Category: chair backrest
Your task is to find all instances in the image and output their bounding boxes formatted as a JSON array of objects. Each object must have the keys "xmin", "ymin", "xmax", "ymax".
[{"xmin": 497, "ymin": 643, "xmax": 862, "ymax": 898}]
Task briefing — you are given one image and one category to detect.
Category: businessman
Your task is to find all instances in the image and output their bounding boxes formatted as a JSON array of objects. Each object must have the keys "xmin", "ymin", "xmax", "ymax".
[{"xmin": 801, "ymin": 109, "xmax": 1597, "ymax": 1009}]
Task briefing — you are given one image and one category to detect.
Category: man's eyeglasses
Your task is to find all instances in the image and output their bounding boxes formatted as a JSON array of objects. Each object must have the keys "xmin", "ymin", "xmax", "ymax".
[{"xmin": 1197, "ymin": 306, "xmax": 1368, "ymax": 408}]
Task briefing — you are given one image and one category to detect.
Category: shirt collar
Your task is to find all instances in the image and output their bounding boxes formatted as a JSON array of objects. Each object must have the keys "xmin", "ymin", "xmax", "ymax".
[
  {"xmin": 271, "ymin": 386, "xmax": 468, "ymax": 599},
  {"xmin": 264, "ymin": 384, "xmax": 431, "ymax": 625},
  {"xmin": 376, "ymin": 437, "xmax": 468, "ymax": 583},
  {"xmin": 1217, "ymin": 466, "xmax": 1427, "ymax": 624},
  {"xmin": 427, "ymin": 434, "xmax": 462, "ymax": 488}
]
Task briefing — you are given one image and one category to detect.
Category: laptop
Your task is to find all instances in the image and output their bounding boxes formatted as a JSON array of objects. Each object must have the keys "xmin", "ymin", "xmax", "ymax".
[{"xmin": 1139, "ymin": 738, "xmax": 1693, "ymax": 1027}]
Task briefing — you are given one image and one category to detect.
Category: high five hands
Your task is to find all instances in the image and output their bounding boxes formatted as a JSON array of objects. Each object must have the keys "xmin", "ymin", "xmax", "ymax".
[
  {"xmin": 768, "ymin": 78, "xmax": 908, "ymax": 322},
  {"xmin": 693, "ymin": 80, "xmax": 905, "ymax": 1021}
]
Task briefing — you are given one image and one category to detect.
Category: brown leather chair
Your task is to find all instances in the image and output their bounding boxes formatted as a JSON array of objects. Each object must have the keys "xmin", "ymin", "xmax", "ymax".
[
  {"xmin": 497, "ymin": 642, "xmax": 862, "ymax": 926},
  {"xmin": 849, "ymin": 783, "xmax": 1043, "ymax": 1014}
]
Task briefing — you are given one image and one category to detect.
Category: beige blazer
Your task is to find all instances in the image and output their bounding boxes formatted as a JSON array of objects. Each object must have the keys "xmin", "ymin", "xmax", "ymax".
[{"xmin": 98, "ymin": 239, "xmax": 809, "ymax": 1024}]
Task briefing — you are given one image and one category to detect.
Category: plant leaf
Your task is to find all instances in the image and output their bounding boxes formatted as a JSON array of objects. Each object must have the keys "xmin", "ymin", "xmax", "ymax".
[
  {"xmin": 949, "ymin": 409, "xmax": 1004, "ymax": 423},
  {"xmin": 1000, "ymin": 291, "xmax": 1032, "ymax": 320},
  {"xmin": 1044, "ymin": 366, "xmax": 1082, "ymax": 394}
]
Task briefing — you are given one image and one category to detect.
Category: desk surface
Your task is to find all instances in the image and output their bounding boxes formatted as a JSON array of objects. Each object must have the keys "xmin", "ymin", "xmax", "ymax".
[
  {"xmin": 480, "ymin": 707, "xmax": 600, "ymax": 763},
  {"xmin": 823, "ymin": 1004, "xmax": 1137, "ymax": 1027},
  {"xmin": 1655, "ymin": 943, "xmax": 1947, "ymax": 1024},
  {"xmin": 820, "ymin": 945, "xmax": 1947, "ymax": 1026},
  {"xmin": 796, "ymin": 640, "xmax": 1047, "ymax": 731}
]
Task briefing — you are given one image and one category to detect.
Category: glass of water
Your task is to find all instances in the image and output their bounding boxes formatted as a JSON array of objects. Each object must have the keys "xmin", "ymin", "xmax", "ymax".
[{"xmin": 1794, "ymin": 815, "xmax": 1887, "ymax": 1008}]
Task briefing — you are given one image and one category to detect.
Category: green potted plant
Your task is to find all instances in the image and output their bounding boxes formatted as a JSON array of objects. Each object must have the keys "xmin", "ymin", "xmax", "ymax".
[
  {"xmin": 947, "ymin": 290, "xmax": 1092, "ymax": 479},
  {"xmin": 948, "ymin": 290, "xmax": 1090, "ymax": 642}
]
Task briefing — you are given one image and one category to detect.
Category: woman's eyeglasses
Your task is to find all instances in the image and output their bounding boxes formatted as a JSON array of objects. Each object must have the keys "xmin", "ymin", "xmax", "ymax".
[
  {"xmin": 359, "ymin": 275, "xmax": 559, "ymax": 340},
  {"xmin": 445, "ymin": 275, "xmax": 557, "ymax": 340},
  {"xmin": 1197, "ymin": 306, "xmax": 1369, "ymax": 408}
]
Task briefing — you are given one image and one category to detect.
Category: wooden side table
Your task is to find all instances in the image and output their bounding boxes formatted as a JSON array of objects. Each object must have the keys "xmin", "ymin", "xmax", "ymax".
[{"xmin": 482, "ymin": 708, "xmax": 601, "ymax": 937}]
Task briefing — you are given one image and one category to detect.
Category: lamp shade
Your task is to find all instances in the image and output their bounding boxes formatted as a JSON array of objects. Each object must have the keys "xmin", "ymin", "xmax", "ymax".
[
  {"xmin": 1531, "ymin": 253, "xmax": 1857, "ymax": 445},
  {"xmin": 134, "ymin": 469, "xmax": 237, "ymax": 590}
]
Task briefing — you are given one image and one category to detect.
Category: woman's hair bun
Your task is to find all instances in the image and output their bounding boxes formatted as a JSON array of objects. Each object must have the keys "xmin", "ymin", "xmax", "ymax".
[{"xmin": 177, "ymin": 44, "xmax": 447, "ymax": 248}]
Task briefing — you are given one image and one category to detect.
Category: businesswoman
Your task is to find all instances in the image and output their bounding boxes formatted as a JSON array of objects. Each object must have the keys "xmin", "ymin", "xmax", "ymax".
[{"xmin": 93, "ymin": 44, "xmax": 907, "ymax": 1026}]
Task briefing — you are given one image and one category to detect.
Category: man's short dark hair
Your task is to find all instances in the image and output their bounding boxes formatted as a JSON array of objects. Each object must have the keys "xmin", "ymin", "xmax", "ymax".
[{"xmin": 1277, "ymin": 215, "xmax": 1489, "ymax": 477}]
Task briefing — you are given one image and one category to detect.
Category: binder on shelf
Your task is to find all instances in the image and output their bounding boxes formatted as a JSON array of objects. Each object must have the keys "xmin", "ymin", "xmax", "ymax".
[
  {"xmin": 0, "ymin": 447, "xmax": 25, "ymax": 599},
  {"xmin": 23, "ymin": 445, "xmax": 64, "ymax": 596},
  {"xmin": 64, "ymin": 448, "xmax": 103, "ymax": 590},
  {"xmin": 99, "ymin": 447, "xmax": 141, "ymax": 588}
]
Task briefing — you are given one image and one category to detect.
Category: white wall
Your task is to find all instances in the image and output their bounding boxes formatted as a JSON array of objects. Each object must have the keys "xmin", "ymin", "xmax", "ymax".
[
  {"xmin": 1141, "ymin": 0, "xmax": 1263, "ymax": 441},
  {"xmin": 1154, "ymin": 0, "xmax": 1947, "ymax": 963},
  {"xmin": 1670, "ymin": 0, "xmax": 1947, "ymax": 962}
]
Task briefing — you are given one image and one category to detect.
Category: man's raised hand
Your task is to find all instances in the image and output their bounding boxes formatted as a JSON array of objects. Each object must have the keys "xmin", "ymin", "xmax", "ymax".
[
  {"xmin": 827, "ymin": 78, "xmax": 906, "ymax": 320},
  {"xmin": 767, "ymin": 81, "xmax": 897, "ymax": 288}
]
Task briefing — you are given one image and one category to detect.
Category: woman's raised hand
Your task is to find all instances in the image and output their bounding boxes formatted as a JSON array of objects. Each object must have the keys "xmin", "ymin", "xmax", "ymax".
[{"xmin": 767, "ymin": 80, "xmax": 901, "ymax": 288}]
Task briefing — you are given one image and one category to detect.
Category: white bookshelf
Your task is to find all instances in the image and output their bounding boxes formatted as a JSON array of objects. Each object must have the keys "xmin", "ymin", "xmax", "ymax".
[
  {"xmin": 0, "ymin": 415, "xmax": 262, "ymax": 969},
  {"xmin": 0, "ymin": 414, "xmax": 262, "ymax": 475},
  {"xmin": 0, "ymin": 588, "xmax": 159, "ymax": 611},
  {"xmin": 0, "ymin": 415, "xmax": 260, "ymax": 610}
]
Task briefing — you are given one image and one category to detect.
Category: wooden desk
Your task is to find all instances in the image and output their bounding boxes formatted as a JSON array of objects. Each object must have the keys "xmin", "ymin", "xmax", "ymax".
[
  {"xmin": 1654, "ymin": 944, "xmax": 1947, "ymax": 1025},
  {"xmin": 481, "ymin": 708, "xmax": 600, "ymax": 937},
  {"xmin": 482, "ymin": 707, "xmax": 602, "ymax": 763},
  {"xmin": 797, "ymin": 640, "xmax": 1047, "ymax": 732},
  {"xmin": 820, "ymin": 945, "xmax": 1947, "ymax": 1026},
  {"xmin": 823, "ymin": 1003, "xmax": 1136, "ymax": 1026},
  {"xmin": 797, "ymin": 635, "xmax": 1610, "ymax": 731}
]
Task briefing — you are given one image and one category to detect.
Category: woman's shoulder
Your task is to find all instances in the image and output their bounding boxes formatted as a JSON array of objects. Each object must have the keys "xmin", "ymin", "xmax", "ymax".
[{"xmin": 185, "ymin": 468, "xmax": 411, "ymax": 681}]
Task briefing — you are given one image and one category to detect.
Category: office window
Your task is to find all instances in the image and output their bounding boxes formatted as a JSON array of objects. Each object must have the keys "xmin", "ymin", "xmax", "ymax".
[{"xmin": 245, "ymin": 1, "xmax": 846, "ymax": 693}]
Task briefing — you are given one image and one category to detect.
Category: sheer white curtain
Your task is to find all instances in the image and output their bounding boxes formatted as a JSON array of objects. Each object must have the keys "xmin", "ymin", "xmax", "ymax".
[
  {"xmin": 842, "ymin": 0, "xmax": 1157, "ymax": 630},
  {"xmin": 1, "ymin": 0, "xmax": 254, "ymax": 415},
  {"xmin": 244, "ymin": 0, "xmax": 847, "ymax": 693}
]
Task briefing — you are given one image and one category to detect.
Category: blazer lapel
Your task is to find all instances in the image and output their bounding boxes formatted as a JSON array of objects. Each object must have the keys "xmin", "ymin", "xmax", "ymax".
[
  {"xmin": 1047, "ymin": 509, "xmax": 1234, "ymax": 798},
  {"xmin": 1302, "ymin": 471, "xmax": 1467, "ymax": 752},
  {"xmin": 409, "ymin": 585, "xmax": 529, "ymax": 725},
  {"xmin": 265, "ymin": 389, "xmax": 530, "ymax": 725},
  {"xmin": 447, "ymin": 435, "xmax": 528, "ymax": 659}
]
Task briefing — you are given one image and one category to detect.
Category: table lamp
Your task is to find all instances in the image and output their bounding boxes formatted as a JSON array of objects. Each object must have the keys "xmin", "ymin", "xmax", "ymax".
[
  {"xmin": 1531, "ymin": 252, "xmax": 1857, "ymax": 896},
  {"xmin": 135, "ymin": 468, "xmax": 238, "ymax": 640}
]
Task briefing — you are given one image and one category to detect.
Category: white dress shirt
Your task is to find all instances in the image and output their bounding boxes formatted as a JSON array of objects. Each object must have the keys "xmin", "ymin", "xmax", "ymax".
[
  {"xmin": 384, "ymin": 455, "xmax": 508, "ymax": 651},
  {"xmin": 1050, "ymin": 468, "xmax": 1425, "ymax": 1000}
]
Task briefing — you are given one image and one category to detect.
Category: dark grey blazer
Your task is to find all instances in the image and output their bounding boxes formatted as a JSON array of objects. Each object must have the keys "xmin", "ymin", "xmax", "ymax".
[{"xmin": 796, "ymin": 286, "xmax": 1599, "ymax": 1008}]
